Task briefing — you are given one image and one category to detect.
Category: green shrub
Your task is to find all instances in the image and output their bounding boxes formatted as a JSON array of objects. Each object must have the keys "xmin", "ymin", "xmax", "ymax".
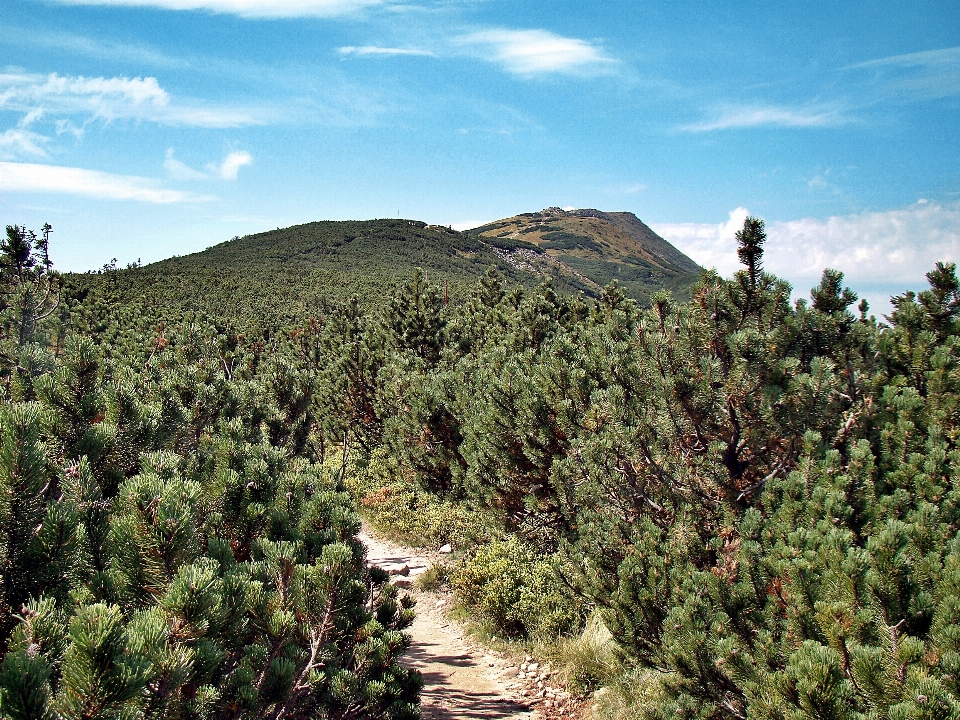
[
  {"xmin": 415, "ymin": 562, "xmax": 451, "ymax": 591},
  {"xmin": 343, "ymin": 449, "xmax": 486, "ymax": 549},
  {"xmin": 451, "ymin": 537, "xmax": 582, "ymax": 639}
]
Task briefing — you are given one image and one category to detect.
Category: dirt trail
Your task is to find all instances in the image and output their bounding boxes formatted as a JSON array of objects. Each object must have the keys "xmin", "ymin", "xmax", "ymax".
[{"xmin": 359, "ymin": 526, "xmax": 537, "ymax": 720}]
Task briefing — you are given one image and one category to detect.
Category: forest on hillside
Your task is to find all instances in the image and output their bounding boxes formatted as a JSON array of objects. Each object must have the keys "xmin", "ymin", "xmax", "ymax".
[{"xmin": 2, "ymin": 216, "xmax": 960, "ymax": 720}]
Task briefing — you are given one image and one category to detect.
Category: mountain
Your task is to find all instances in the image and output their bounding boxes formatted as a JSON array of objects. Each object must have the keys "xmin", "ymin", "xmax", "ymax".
[
  {"xmin": 470, "ymin": 207, "xmax": 700, "ymax": 302},
  {"xmin": 70, "ymin": 212, "xmax": 700, "ymax": 329}
]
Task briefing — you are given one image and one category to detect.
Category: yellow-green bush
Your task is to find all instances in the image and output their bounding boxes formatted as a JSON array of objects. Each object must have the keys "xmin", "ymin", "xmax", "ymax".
[
  {"xmin": 549, "ymin": 612, "xmax": 623, "ymax": 694},
  {"xmin": 451, "ymin": 536, "xmax": 582, "ymax": 639},
  {"xmin": 342, "ymin": 449, "xmax": 486, "ymax": 548}
]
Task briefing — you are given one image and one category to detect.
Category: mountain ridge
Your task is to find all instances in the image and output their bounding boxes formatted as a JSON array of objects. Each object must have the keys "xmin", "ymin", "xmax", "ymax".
[
  {"xmin": 74, "ymin": 210, "xmax": 700, "ymax": 329},
  {"xmin": 470, "ymin": 207, "xmax": 700, "ymax": 300}
]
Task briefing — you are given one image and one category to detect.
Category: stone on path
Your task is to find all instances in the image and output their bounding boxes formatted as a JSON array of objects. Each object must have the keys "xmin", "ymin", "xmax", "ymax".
[{"xmin": 359, "ymin": 526, "xmax": 538, "ymax": 719}]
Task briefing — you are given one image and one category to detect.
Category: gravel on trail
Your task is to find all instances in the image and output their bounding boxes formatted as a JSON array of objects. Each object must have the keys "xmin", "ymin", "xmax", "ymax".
[{"xmin": 359, "ymin": 526, "xmax": 544, "ymax": 720}]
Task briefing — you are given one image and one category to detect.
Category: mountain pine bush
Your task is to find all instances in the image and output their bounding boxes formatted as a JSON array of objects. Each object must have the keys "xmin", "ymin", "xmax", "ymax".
[
  {"xmin": 0, "ymin": 226, "xmax": 421, "ymax": 720},
  {"xmin": 11, "ymin": 215, "xmax": 960, "ymax": 720}
]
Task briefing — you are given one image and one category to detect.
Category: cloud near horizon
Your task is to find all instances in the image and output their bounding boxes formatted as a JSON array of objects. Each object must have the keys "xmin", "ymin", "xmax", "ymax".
[
  {"xmin": 456, "ymin": 29, "xmax": 615, "ymax": 77},
  {"xmin": 46, "ymin": 0, "xmax": 383, "ymax": 18},
  {"xmin": 652, "ymin": 201, "xmax": 960, "ymax": 296},
  {"xmin": 0, "ymin": 161, "xmax": 215, "ymax": 203}
]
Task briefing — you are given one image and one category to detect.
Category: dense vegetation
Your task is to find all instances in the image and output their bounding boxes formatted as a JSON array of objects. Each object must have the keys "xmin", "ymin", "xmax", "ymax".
[
  {"xmin": 0, "ymin": 225, "xmax": 420, "ymax": 720},
  {"xmin": 4, "ymin": 212, "xmax": 960, "ymax": 720},
  {"xmin": 72, "ymin": 219, "xmax": 597, "ymax": 331},
  {"xmin": 68, "ymin": 215, "xmax": 700, "ymax": 333}
]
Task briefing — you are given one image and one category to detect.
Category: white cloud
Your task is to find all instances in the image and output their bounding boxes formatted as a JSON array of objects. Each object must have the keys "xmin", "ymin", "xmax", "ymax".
[
  {"xmin": 0, "ymin": 130, "xmax": 50, "ymax": 159},
  {"xmin": 19, "ymin": 108, "xmax": 45, "ymax": 127},
  {"xmin": 450, "ymin": 219, "xmax": 495, "ymax": 231},
  {"xmin": 0, "ymin": 72, "xmax": 262, "ymax": 128},
  {"xmin": 653, "ymin": 201, "xmax": 960, "ymax": 297},
  {"xmin": 210, "ymin": 150, "xmax": 252, "ymax": 180},
  {"xmin": 339, "ymin": 45, "xmax": 435, "ymax": 57},
  {"xmin": 683, "ymin": 104, "xmax": 846, "ymax": 132},
  {"xmin": 164, "ymin": 149, "xmax": 252, "ymax": 181},
  {"xmin": 54, "ymin": 119, "xmax": 87, "ymax": 139},
  {"xmin": 0, "ymin": 161, "xmax": 215, "ymax": 203},
  {"xmin": 48, "ymin": 0, "xmax": 382, "ymax": 18},
  {"xmin": 652, "ymin": 207, "xmax": 751, "ymax": 279},
  {"xmin": 456, "ymin": 29, "xmax": 615, "ymax": 77}
]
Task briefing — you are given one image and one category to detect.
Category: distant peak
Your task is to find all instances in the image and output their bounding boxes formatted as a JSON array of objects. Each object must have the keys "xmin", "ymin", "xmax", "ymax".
[
  {"xmin": 541, "ymin": 206, "xmax": 602, "ymax": 218},
  {"xmin": 539, "ymin": 207, "xmax": 643, "ymax": 221}
]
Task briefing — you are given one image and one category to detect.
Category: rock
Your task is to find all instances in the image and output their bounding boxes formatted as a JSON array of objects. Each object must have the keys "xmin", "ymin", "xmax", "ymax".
[
  {"xmin": 393, "ymin": 577, "xmax": 414, "ymax": 589},
  {"xmin": 381, "ymin": 563, "xmax": 410, "ymax": 576},
  {"xmin": 439, "ymin": 544, "xmax": 452, "ymax": 554},
  {"xmin": 527, "ymin": 662, "xmax": 539, "ymax": 673}
]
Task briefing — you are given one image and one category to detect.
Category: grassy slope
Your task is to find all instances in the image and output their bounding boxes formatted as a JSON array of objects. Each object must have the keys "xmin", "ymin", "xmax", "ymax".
[{"xmin": 472, "ymin": 208, "xmax": 701, "ymax": 302}]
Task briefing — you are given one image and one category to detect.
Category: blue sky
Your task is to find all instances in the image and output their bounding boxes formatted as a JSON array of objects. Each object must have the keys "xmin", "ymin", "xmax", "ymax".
[{"xmin": 2, "ymin": 0, "xmax": 959, "ymax": 310}]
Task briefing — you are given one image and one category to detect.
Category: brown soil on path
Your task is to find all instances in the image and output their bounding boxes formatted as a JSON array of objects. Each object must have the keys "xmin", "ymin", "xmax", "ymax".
[{"xmin": 359, "ymin": 525, "xmax": 538, "ymax": 720}]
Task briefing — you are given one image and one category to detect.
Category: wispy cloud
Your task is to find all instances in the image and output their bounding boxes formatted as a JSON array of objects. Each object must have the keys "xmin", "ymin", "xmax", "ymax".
[
  {"xmin": 48, "ymin": 0, "xmax": 383, "ymax": 18},
  {"xmin": 164, "ymin": 149, "xmax": 208, "ymax": 180},
  {"xmin": 0, "ymin": 130, "xmax": 51, "ymax": 159},
  {"xmin": 847, "ymin": 45, "xmax": 960, "ymax": 103},
  {"xmin": 164, "ymin": 149, "xmax": 252, "ymax": 180},
  {"xmin": 0, "ymin": 72, "xmax": 264, "ymax": 128},
  {"xmin": 0, "ymin": 161, "xmax": 215, "ymax": 203},
  {"xmin": 684, "ymin": 46, "xmax": 960, "ymax": 135},
  {"xmin": 682, "ymin": 104, "xmax": 847, "ymax": 132},
  {"xmin": 455, "ymin": 29, "xmax": 615, "ymax": 77},
  {"xmin": 848, "ymin": 45, "xmax": 960, "ymax": 71},
  {"xmin": 652, "ymin": 201, "xmax": 960, "ymax": 291},
  {"xmin": 806, "ymin": 169, "xmax": 843, "ymax": 195},
  {"xmin": 1, "ymin": 26, "xmax": 189, "ymax": 69},
  {"xmin": 339, "ymin": 45, "xmax": 435, "ymax": 57}
]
